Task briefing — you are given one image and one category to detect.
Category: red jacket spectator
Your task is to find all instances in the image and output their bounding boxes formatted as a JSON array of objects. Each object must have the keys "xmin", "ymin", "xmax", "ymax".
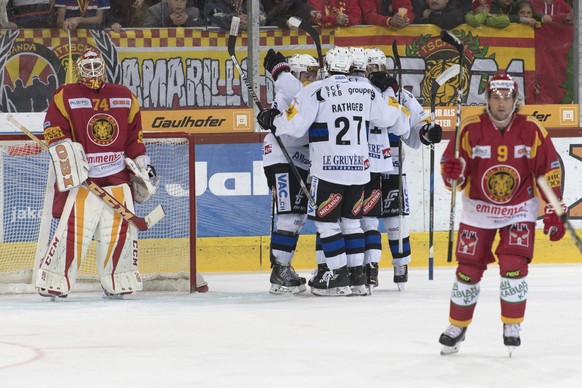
[
  {"xmin": 530, "ymin": 0, "xmax": 572, "ymax": 23},
  {"xmin": 360, "ymin": 0, "xmax": 415, "ymax": 26},
  {"xmin": 308, "ymin": 0, "xmax": 362, "ymax": 27}
]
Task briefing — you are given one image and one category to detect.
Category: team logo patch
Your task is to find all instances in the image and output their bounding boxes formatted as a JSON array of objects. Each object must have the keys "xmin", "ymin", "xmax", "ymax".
[
  {"xmin": 317, "ymin": 193, "xmax": 342, "ymax": 218},
  {"xmin": 88, "ymin": 114, "xmax": 119, "ymax": 146},
  {"xmin": 285, "ymin": 103, "xmax": 298, "ymax": 121},
  {"xmin": 458, "ymin": 229, "xmax": 478, "ymax": 256},
  {"xmin": 482, "ymin": 165, "xmax": 520, "ymax": 204}
]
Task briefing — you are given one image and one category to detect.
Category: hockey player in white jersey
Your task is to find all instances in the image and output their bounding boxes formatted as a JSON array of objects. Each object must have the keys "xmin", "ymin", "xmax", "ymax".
[
  {"xmin": 365, "ymin": 47, "xmax": 442, "ymax": 290},
  {"xmin": 261, "ymin": 49, "xmax": 318, "ymax": 294},
  {"xmin": 258, "ymin": 46, "xmax": 409, "ymax": 296}
]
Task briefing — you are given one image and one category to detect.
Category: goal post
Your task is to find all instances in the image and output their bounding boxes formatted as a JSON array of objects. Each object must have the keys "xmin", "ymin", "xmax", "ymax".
[{"xmin": 0, "ymin": 132, "xmax": 199, "ymax": 293}]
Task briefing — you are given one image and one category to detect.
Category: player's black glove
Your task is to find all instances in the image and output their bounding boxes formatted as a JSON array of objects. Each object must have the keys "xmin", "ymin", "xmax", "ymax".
[
  {"xmin": 257, "ymin": 108, "xmax": 280, "ymax": 133},
  {"xmin": 420, "ymin": 123, "xmax": 443, "ymax": 145},
  {"xmin": 263, "ymin": 49, "xmax": 290, "ymax": 81},
  {"xmin": 368, "ymin": 71, "xmax": 399, "ymax": 93}
]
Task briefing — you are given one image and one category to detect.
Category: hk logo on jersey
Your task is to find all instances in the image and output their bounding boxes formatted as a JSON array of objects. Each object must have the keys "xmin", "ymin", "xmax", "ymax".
[
  {"xmin": 508, "ymin": 224, "xmax": 530, "ymax": 247},
  {"xmin": 458, "ymin": 230, "xmax": 479, "ymax": 255}
]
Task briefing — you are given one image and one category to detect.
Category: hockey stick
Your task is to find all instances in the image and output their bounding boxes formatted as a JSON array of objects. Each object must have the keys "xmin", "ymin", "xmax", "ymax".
[
  {"xmin": 6, "ymin": 115, "xmax": 164, "ymax": 231},
  {"xmin": 66, "ymin": 30, "xmax": 74, "ymax": 84},
  {"xmin": 392, "ymin": 40, "xmax": 404, "ymax": 254},
  {"xmin": 428, "ymin": 64, "xmax": 461, "ymax": 280},
  {"xmin": 537, "ymin": 176, "xmax": 582, "ymax": 254},
  {"xmin": 287, "ymin": 17, "xmax": 325, "ymax": 79},
  {"xmin": 440, "ymin": 29, "xmax": 465, "ymax": 263},
  {"xmin": 228, "ymin": 16, "xmax": 316, "ymax": 209}
]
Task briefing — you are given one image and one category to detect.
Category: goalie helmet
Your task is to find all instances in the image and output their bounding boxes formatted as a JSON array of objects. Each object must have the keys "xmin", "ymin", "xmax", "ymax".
[
  {"xmin": 325, "ymin": 46, "xmax": 352, "ymax": 74},
  {"xmin": 349, "ymin": 47, "xmax": 367, "ymax": 72},
  {"xmin": 77, "ymin": 48, "xmax": 106, "ymax": 89},
  {"xmin": 486, "ymin": 72, "xmax": 518, "ymax": 98},
  {"xmin": 288, "ymin": 54, "xmax": 319, "ymax": 79}
]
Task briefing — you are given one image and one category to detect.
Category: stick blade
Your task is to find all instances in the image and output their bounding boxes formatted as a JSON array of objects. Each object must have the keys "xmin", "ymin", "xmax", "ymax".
[
  {"xmin": 440, "ymin": 30, "xmax": 464, "ymax": 51},
  {"xmin": 145, "ymin": 205, "xmax": 165, "ymax": 229},
  {"xmin": 435, "ymin": 64, "xmax": 460, "ymax": 87},
  {"xmin": 287, "ymin": 16, "xmax": 302, "ymax": 29}
]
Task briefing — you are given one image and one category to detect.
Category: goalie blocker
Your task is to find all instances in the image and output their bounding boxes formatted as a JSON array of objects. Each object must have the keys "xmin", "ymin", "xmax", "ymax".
[{"xmin": 48, "ymin": 139, "xmax": 89, "ymax": 192}]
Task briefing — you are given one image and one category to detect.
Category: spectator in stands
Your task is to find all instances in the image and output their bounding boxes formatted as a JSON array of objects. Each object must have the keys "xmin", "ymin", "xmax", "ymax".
[
  {"xmin": 6, "ymin": 0, "xmax": 55, "ymax": 28},
  {"xmin": 359, "ymin": 0, "xmax": 415, "ymax": 27},
  {"xmin": 465, "ymin": 0, "xmax": 511, "ymax": 28},
  {"xmin": 143, "ymin": 0, "xmax": 204, "ymax": 27},
  {"xmin": 55, "ymin": 0, "xmax": 110, "ymax": 31},
  {"xmin": 204, "ymin": 0, "xmax": 266, "ymax": 30},
  {"xmin": 531, "ymin": 0, "xmax": 572, "ymax": 23},
  {"xmin": 412, "ymin": 0, "xmax": 468, "ymax": 21},
  {"xmin": 263, "ymin": 0, "xmax": 320, "ymax": 28},
  {"xmin": 512, "ymin": 0, "xmax": 544, "ymax": 26},
  {"xmin": 414, "ymin": 0, "xmax": 465, "ymax": 29},
  {"xmin": 106, "ymin": 0, "xmax": 151, "ymax": 31},
  {"xmin": 307, "ymin": 0, "xmax": 362, "ymax": 27}
]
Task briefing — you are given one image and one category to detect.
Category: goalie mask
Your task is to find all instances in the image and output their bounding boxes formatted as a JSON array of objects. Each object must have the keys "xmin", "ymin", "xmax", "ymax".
[
  {"xmin": 325, "ymin": 46, "xmax": 352, "ymax": 74},
  {"xmin": 288, "ymin": 54, "xmax": 319, "ymax": 83},
  {"xmin": 77, "ymin": 49, "xmax": 106, "ymax": 89}
]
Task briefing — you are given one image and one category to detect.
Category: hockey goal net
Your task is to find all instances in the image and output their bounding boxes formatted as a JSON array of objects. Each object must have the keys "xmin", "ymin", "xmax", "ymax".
[{"xmin": 0, "ymin": 132, "xmax": 198, "ymax": 293}]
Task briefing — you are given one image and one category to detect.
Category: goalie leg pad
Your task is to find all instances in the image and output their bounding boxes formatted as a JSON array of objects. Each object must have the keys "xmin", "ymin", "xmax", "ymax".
[
  {"xmin": 48, "ymin": 139, "xmax": 89, "ymax": 192},
  {"xmin": 36, "ymin": 187, "xmax": 101, "ymax": 295},
  {"xmin": 94, "ymin": 184, "xmax": 144, "ymax": 294}
]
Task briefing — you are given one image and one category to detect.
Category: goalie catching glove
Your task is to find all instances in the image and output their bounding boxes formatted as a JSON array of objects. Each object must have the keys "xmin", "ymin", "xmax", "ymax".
[
  {"xmin": 48, "ymin": 139, "xmax": 89, "ymax": 192},
  {"xmin": 543, "ymin": 202, "xmax": 566, "ymax": 241},
  {"xmin": 127, "ymin": 155, "xmax": 159, "ymax": 203}
]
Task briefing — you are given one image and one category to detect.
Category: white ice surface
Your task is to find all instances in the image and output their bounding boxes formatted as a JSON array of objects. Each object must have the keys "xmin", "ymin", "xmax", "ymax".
[{"xmin": 1, "ymin": 265, "xmax": 581, "ymax": 388}]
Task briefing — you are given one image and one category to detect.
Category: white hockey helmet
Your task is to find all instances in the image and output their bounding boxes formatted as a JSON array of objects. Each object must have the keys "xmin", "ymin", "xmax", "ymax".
[
  {"xmin": 365, "ymin": 48, "xmax": 387, "ymax": 71},
  {"xmin": 325, "ymin": 46, "xmax": 353, "ymax": 74},
  {"xmin": 288, "ymin": 54, "xmax": 319, "ymax": 79},
  {"xmin": 349, "ymin": 47, "xmax": 367, "ymax": 72},
  {"xmin": 77, "ymin": 48, "xmax": 106, "ymax": 89}
]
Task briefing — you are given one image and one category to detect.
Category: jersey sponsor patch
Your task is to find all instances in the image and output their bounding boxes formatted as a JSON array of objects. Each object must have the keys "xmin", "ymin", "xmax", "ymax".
[
  {"xmin": 351, "ymin": 191, "xmax": 364, "ymax": 216},
  {"xmin": 285, "ymin": 103, "xmax": 298, "ymax": 121},
  {"xmin": 275, "ymin": 172, "xmax": 291, "ymax": 212},
  {"xmin": 513, "ymin": 144, "xmax": 531, "ymax": 159},
  {"xmin": 458, "ymin": 229, "xmax": 478, "ymax": 256},
  {"xmin": 322, "ymin": 154, "xmax": 366, "ymax": 171},
  {"xmin": 481, "ymin": 165, "xmax": 520, "ymax": 204},
  {"xmin": 44, "ymin": 126, "xmax": 64, "ymax": 142},
  {"xmin": 317, "ymin": 193, "xmax": 342, "ymax": 218},
  {"xmin": 110, "ymin": 98, "xmax": 132, "ymax": 108},
  {"xmin": 68, "ymin": 98, "xmax": 92, "ymax": 109},
  {"xmin": 545, "ymin": 168, "xmax": 561, "ymax": 188},
  {"xmin": 472, "ymin": 145, "xmax": 491, "ymax": 159},
  {"xmin": 363, "ymin": 189, "xmax": 381, "ymax": 215}
]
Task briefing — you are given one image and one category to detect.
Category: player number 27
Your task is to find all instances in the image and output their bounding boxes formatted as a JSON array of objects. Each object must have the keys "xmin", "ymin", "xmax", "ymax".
[{"xmin": 335, "ymin": 115, "xmax": 364, "ymax": 145}]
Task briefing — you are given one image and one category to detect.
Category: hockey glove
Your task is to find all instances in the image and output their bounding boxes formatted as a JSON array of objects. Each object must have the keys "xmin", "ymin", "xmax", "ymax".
[
  {"xmin": 257, "ymin": 108, "xmax": 280, "ymax": 133},
  {"xmin": 442, "ymin": 156, "xmax": 466, "ymax": 187},
  {"xmin": 543, "ymin": 202, "xmax": 566, "ymax": 241},
  {"xmin": 420, "ymin": 123, "xmax": 443, "ymax": 145},
  {"xmin": 263, "ymin": 49, "xmax": 290, "ymax": 81},
  {"xmin": 368, "ymin": 71, "xmax": 398, "ymax": 94}
]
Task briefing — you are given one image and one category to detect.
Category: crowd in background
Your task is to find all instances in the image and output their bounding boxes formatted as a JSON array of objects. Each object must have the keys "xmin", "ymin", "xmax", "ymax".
[{"xmin": 0, "ymin": 0, "xmax": 574, "ymax": 32}]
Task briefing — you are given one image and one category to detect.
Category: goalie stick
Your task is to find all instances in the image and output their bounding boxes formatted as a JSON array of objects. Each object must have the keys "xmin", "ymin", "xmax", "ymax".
[
  {"xmin": 440, "ymin": 29, "xmax": 465, "ymax": 263},
  {"xmin": 428, "ymin": 64, "xmax": 460, "ymax": 279},
  {"xmin": 6, "ymin": 115, "xmax": 165, "ymax": 231},
  {"xmin": 287, "ymin": 17, "xmax": 325, "ymax": 79},
  {"xmin": 392, "ymin": 40, "xmax": 404, "ymax": 254},
  {"xmin": 228, "ymin": 16, "xmax": 317, "ymax": 210},
  {"xmin": 537, "ymin": 176, "xmax": 582, "ymax": 255}
]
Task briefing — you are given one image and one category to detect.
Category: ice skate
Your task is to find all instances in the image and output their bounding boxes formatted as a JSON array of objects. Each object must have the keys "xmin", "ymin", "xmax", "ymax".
[
  {"xmin": 310, "ymin": 266, "xmax": 352, "ymax": 296},
  {"xmin": 269, "ymin": 264, "xmax": 307, "ymax": 295},
  {"xmin": 503, "ymin": 324, "xmax": 521, "ymax": 357},
  {"xmin": 348, "ymin": 265, "xmax": 368, "ymax": 296},
  {"xmin": 101, "ymin": 287, "xmax": 126, "ymax": 300},
  {"xmin": 439, "ymin": 324, "xmax": 467, "ymax": 355},
  {"xmin": 365, "ymin": 262, "xmax": 379, "ymax": 294},
  {"xmin": 394, "ymin": 264, "xmax": 408, "ymax": 291},
  {"xmin": 308, "ymin": 264, "xmax": 328, "ymax": 287},
  {"xmin": 38, "ymin": 288, "xmax": 67, "ymax": 302}
]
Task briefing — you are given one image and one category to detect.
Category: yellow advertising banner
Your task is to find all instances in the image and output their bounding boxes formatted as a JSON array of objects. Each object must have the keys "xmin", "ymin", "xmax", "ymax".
[
  {"xmin": 142, "ymin": 108, "xmax": 254, "ymax": 133},
  {"xmin": 426, "ymin": 104, "xmax": 579, "ymax": 131}
]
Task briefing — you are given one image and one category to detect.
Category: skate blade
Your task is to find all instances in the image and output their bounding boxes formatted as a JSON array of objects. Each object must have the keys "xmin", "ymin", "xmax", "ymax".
[
  {"xmin": 440, "ymin": 343, "xmax": 462, "ymax": 356},
  {"xmin": 269, "ymin": 284, "xmax": 306, "ymax": 295},
  {"xmin": 310, "ymin": 286, "xmax": 352, "ymax": 296},
  {"xmin": 366, "ymin": 285, "xmax": 374, "ymax": 295},
  {"xmin": 349, "ymin": 285, "xmax": 368, "ymax": 296},
  {"xmin": 396, "ymin": 283, "xmax": 406, "ymax": 291},
  {"xmin": 507, "ymin": 346, "xmax": 516, "ymax": 357}
]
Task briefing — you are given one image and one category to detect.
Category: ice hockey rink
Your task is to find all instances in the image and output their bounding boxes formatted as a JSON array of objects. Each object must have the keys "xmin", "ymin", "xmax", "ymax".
[{"xmin": 1, "ymin": 264, "xmax": 581, "ymax": 388}]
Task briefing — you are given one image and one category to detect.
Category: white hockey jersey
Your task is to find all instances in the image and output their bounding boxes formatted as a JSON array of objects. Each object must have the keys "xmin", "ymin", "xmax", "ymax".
[
  {"xmin": 262, "ymin": 72, "xmax": 310, "ymax": 170},
  {"xmin": 274, "ymin": 74, "xmax": 409, "ymax": 185}
]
